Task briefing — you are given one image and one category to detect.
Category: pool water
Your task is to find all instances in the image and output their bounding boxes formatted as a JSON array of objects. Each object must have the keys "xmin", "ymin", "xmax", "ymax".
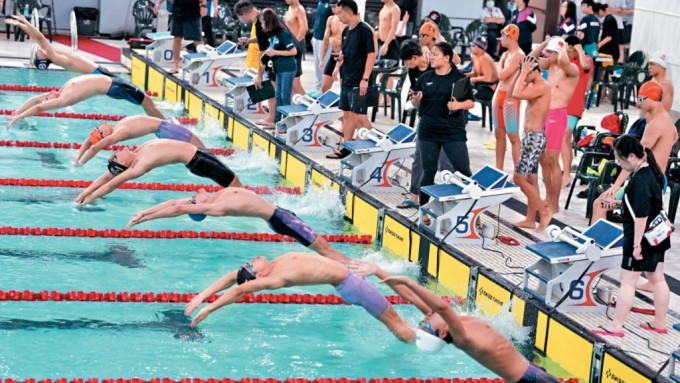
[{"xmin": 0, "ymin": 67, "xmax": 539, "ymax": 380}]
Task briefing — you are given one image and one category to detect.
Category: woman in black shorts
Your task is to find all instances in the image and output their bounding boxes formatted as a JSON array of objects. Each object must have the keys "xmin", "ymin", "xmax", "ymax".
[{"xmin": 593, "ymin": 136, "xmax": 671, "ymax": 337}]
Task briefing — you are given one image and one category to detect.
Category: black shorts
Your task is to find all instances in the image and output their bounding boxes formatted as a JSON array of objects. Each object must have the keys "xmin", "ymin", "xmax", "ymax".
[
  {"xmin": 185, "ymin": 148, "xmax": 236, "ymax": 187},
  {"xmin": 621, "ymin": 251, "xmax": 665, "ymax": 272},
  {"xmin": 170, "ymin": 16, "xmax": 202, "ymax": 42},
  {"xmin": 93, "ymin": 66, "xmax": 116, "ymax": 78},
  {"xmin": 295, "ymin": 47, "xmax": 303, "ymax": 78},
  {"xmin": 338, "ymin": 85, "xmax": 371, "ymax": 115},
  {"xmin": 617, "ymin": 28, "xmax": 625, "ymax": 45},
  {"xmin": 474, "ymin": 83, "xmax": 495, "ymax": 101},
  {"xmin": 267, "ymin": 207, "xmax": 318, "ymax": 247},
  {"xmin": 323, "ymin": 56, "xmax": 337, "ymax": 77},
  {"xmin": 378, "ymin": 39, "xmax": 399, "ymax": 60},
  {"xmin": 106, "ymin": 76, "xmax": 146, "ymax": 105}
]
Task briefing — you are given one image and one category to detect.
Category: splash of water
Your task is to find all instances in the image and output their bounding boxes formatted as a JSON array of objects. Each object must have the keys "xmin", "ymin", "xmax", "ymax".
[
  {"xmin": 223, "ymin": 150, "xmax": 279, "ymax": 175},
  {"xmin": 359, "ymin": 250, "xmax": 421, "ymax": 275},
  {"xmin": 270, "ymin": 185, "xmax": 345, "ymax": 220},
  {"xmin": 156, "ymin": 101, "xmax": 185, "ymax": 112}
]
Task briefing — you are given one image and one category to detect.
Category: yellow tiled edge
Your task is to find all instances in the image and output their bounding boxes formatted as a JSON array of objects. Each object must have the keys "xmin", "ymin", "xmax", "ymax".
[
  {"xmin": 381, "ymin": 215, "xmax": 411, "ymax": 260},
  {"xmin": 437, "ymin": 249, "xmax": 470, "ymax": 298},
  {"xmin": 601, "ymin": 353, "xmax": 651, "ymax": 383},
  {"xmin": 131, "ymin": 56, "xmax": 146, "ymax": 89},
  {"xmin": 546, "ymin": 318, "xmax": 593, "ymax": 381},
  {"xmin": 147, "ymin": 67, "xmax": 164, "ymax": 98},
  {"xmin": 310, "ymin": 169, "xmax": 340, "ymax": 191},
  {"xmin": 187, "ymin": 92, "xmax": 203, "ymax": 119},
  {"xmin": 164, "ymin": 78, "xmax": 179, "ymax": 103},
  {"xmin": 232, "ymin": 120, "xmax": 250, "ymax": 150},
  {"xmin": 284, "ymin": 154, "xmax": 308, "ymax": 191},
  {"xmin": 475, "ymin": 274, "xmax": 512, "ymax": 317}
]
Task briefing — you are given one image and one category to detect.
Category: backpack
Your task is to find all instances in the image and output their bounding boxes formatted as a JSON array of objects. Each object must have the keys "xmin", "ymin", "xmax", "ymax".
[{"xmin": 627, "ymin": 117, "xmax": 647, "ymax": 140}]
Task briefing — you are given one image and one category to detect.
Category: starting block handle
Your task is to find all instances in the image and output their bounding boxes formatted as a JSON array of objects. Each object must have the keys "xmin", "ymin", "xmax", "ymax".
[
  {"xmin": 546, "ymin": 225, "xmax": 597, "ymax": 256},
  {"xmin": 440, "ymin": 170, "xmax": 483, "ymax": 199},
  {"xmin": 293, "ymin": 94, "xmax": 316, "ymax": 107}
]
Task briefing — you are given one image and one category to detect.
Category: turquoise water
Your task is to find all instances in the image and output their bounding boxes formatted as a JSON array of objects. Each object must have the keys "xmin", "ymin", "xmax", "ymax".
[{"xmin": 0, "ymin": 68, "xmax": 532, "ymax": 380}]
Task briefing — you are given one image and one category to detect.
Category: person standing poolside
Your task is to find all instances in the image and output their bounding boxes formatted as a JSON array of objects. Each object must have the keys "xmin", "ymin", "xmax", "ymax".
[
  {"xmin": 74, "ymin": 116, "xmax": 206, "ymax": 165},
  {"xmin": 418, "ymin": 22, "xmax": 460, "ymax": 65},
  {"xmin": 648, "ymin": 51, "xmax": 674, "ymax": 113},
  {"xmin": 75, "ymin": 139, "xmax": 242, "ymax": 205},
  {"xmin": 169, "ymin": 0, "xmax": 206, "ymax": 74},
  {"xmin": 529, "ymin": 37, "xmax": 579, "ymax": 213},
  {"xmin": 260, "ymin": 8, "xmax": 300, "ymax": 124},
  {"xmin": 312, "ymin": 0, "xmax": 334, "ymax": 93},
  {"xmin": 376, "ymin": 273, "xmax": 561, "ymax": 382},
  {"xmin": 412, "ymin": 42, "xmax": 475, "ymax": 225},
  {"xmin": 556, "ymin": 1, "xmax": 577, "ymax": 38},
  {"xmin": 481, "ymin": 1, "xmax": 505, "ymax": 57},
  {"xmin": 561, "ymin": 36, "xmax": 593, "ymax": 188},
  {"xmin": 184, "ymin": 252, "xmax": 431, "ymax": 343},
  {"xmin": 512, "ymin": 56, "xmax": 552, "ymax": 232},
  {"xmin": 595, "ymin": 3, "xmax": 620, "ymax": 63},
  {"xmin": 319, "ymin": 2, "xmax": 345, "ymax": 93},
  {"xmin": 509, "ymin": 0, "xmax": 536, "ymax": 54},
  {"xmin": 5, "ymin": 14, "xmax": 117, "ymax": 76},
  {"xmin": 394, "ymin": 0, "xmax": 417, "ymax": 44},
  {"xmin": 577, "ymin": 0, "xmax": 600, "ymax": 58},
  {"xmin": 284, "ymin": 0, "xmax": 307, "ymax": 97},
  {"xmin": 493, "ymin": 24, "xmax": 524, "ymax": 172},
  {"xmin": 127, "ymin": 187, "xmax": 347, "ymax": 262},
  {"xmin": 593, "ymin": 136, "xmax": 670, "ymax": 338},
  {"xmin": 7, "ymin": 75, "xmax": 163, "ymax": 129},
  {"xmin": 326, "ymin": 0, "xmax": 377, "ymax": 160},
  {"xmin": 377, "ymin": 0, "xmax": 400, "ymax": 61}
]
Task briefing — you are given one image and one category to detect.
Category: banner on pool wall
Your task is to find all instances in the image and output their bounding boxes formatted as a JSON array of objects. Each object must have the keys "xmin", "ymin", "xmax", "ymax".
[{"xmin": 131, "ymin": 55, "xmax": 147, "ymax": 90}]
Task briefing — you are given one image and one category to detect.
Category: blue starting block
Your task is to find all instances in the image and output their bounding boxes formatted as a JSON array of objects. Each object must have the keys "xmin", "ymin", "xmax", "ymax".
[
  {"xmin": 222, "ymin": 69, "xmax": 268, "ymax": 120},
  {"xmin": 180, "ymin": 41, "xmax": 246, "ymax": 88},
  {"xmin": 338, "ymin": 125, "xmax": 416, "ymax": 192},
  {"xmin": 145, "ymin": 32, "xmax": 191, "ymax": 66},
  {"xmin": 419, "ymin": 166, "xmax": 519, "ymax": 245},
  {"xmin": 523, "ymin": 219, "xmax": 623, "ymax": 312},
  {"xmin": 275, "ymin": 92, "xmax": 343, "ymax": 150}
]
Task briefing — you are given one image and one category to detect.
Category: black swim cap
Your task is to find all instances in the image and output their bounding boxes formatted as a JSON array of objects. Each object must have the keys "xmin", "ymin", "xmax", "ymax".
[
  {"xmin": 236, "ymin": 266, "xmax": 256, "ymax": 285},
  {"xmin": 33, "ymin": 56, "xmax": 51, "ymax": 70},
  {"xmin": 107, "ymin": 158, "xmax": 129, "ymax": 176}
]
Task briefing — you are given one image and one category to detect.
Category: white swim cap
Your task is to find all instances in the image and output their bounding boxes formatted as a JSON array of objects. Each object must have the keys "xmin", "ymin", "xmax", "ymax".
[
  {"xmin": 415, "ymin": 328, "xmax": 447, "ymax": 352},
  {"xmin": 545, "ymin": 37, "xmax": 566, "ymax": 53}
]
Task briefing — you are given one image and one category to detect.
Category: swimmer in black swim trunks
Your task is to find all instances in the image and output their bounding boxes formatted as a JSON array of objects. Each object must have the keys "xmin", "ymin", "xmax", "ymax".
[
  {"xmin": 75, "ymin": 139, "xmax": 242, "ymax": 205},
  {"xmin": 6, "ymin": 14, "xmax": 116, "ymax": 77},
  {"xmin": 7, "ymin": 74, "xmax": 163, "ymax": 129},
  {"xmin": 126, "ymin": 187, "xmax": 348, "ymax": 263},
  {"xmin": 75, "ymin": 116, "xmax": 206, "ymax": 165}
]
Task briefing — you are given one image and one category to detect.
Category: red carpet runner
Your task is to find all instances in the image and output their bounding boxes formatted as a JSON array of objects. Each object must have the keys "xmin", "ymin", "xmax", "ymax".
[{"xmin": 52, "ymin": 35, "xmax": 121, "ymax": 62}]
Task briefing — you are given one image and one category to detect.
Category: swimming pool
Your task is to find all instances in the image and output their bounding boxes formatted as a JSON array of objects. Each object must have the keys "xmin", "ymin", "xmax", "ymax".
[{"xmin": 0, "ymin": 67, "xmax": 541, "ymax": 380}]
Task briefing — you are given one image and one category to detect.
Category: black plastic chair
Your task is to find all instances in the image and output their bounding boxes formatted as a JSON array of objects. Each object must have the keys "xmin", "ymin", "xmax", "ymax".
[
  {"xmin": 564, "ymin": 151, "xmax": 611, "ymax": 211},
  {"xmin": 667, "ymin": 158, "xmax": 680, "ymax": 223},
  {"xmin": 12, "ymin": 0, "xmax": 53, "ymax": 42},
  {"xmin": 132, "ymin": 0, "xmax": 156, "ymax": 38},
  {"xmin": 372, "ymin": 66, "xmax": 408, "ymax": 122},
  {"xmin": 365, "ymin": 11, "xmax": 379, "ymax": 30},
  {"xmin": 369, "ymin": 59, "xmax": 398, "ymax": 122},
  {"xmin": 590, "ymin": 160, "xmax": 621, "ymax": 223}
]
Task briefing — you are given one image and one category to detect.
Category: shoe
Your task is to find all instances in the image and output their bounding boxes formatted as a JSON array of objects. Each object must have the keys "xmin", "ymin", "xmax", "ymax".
[
  {"xmin": 467, "ymin": 112, "xmax": 482, "ymax": 121},
  {"xmin": 592, "ymin": 328, "xmax": 624, "ymax": 337},
  {"xmin": 396, "ymin": 200, "xmax": 419, "ymax": 209},
  {"xmin": 326, "ymin": 148, "xmax": 351, "ymax": 159},
  {"xmin": 640, "ymin": 322, "xmax": 668, "ymax": 334},
  {"xmin": 609, "ymin": 211, "xmax": 624, "ymax": 223},
  {"xmin": 576, "ymin": 189, "xmax": 589, "ymax": 199}
]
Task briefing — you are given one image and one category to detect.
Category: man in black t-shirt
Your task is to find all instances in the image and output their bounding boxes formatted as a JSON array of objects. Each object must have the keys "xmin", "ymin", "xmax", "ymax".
[
  {"xmin": 327, "ymin": 0, "xmax": 377, "ymax": 159},
  {"xmin": 595, "ymin": 3, "xmax": 620, "ymax": 62},
  {"xmin": 170, "ymin": 0, "xmax": 207, "ymax": 73},
  {"xmin": 395, "ymin": 0, "xmax": 417, "ymax": 45}
]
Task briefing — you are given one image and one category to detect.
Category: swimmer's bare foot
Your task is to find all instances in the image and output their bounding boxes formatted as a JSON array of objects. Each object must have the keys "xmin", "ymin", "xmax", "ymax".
[
  {"xmin": 635, "ymin": 281, "xmax": 654, "ymax": 292},
  {"xmin": 536, "ymin": 210, "xmax": 553, "ymax": 233},
  {"xmin": 421, "ymin": 214, "xmax": 432, "ymax": 226},
  {"xmin": 550, "ymin": 203, "xmax": 560, "ymax": 213},
  {"xmin": 514, "ymin": 220, "xmax": 537, "ymax": 229},
  {"xmin": 167, "ymin": 67, "xmax": 180, "ymax": 75}
]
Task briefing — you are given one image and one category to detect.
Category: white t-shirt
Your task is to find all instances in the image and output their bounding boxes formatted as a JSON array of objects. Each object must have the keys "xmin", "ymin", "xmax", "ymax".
[
  {"xmin": 606, "ymin": 0, "xmax": 626, "ymax": 29},
  {"xmin": 481, "ymin": 6, "xmax": 505, "ymax": 22}
]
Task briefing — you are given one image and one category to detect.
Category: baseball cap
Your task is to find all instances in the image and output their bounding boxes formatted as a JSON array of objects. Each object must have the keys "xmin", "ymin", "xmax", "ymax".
[
  {"xmin": 472, "ymin": 36, "xmax": 488, "ymax": 50},
  {"xmin": 502, "ymin": 24, "xmax": 519, "ymax": 41},
  {"xmin": 425, "ymin": 11, "xmax": 441, "ymax": 25},
  {"xmin": 545, "ymin": 37, "xmax": 566, "ymax": 53},
  {"xmin": 419, "ymin": 23, "xmax": 437, "ymax": 38},
  {"xmin": 638, "ymin": 81, "xmax": 663, "ymax": 102},
  {"xmin": 649, "ymin": 51, "xmax": 668, "ymax": 69}
]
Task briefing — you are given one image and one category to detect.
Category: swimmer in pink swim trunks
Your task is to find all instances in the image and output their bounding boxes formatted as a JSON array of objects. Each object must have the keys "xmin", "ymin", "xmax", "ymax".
[
  {"xmin": 75, "ymin": 116, "xmax": 206, "ymax": 165},
  {"xmin": 529, "ymin": 37, "xmax": 579, "ymax": 213}
]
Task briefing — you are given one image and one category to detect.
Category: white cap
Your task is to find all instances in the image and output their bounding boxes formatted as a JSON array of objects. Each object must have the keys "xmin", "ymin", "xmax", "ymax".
[
  {"xmin": 649, "ymin": 51, "xmax": 668, "ymax": 69},
  {"xmin": 545, "ymin": 37, "xmax": 566, "ymax": 53},
  {"xmin": 415, "ymin": 328, "xmax": 447, "ymax": 352}
]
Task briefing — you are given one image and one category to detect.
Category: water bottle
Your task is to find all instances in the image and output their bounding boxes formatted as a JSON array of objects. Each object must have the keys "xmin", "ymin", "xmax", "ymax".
[{"xmin": 23, "ymin": 4, "xmax": 30, "ymax": 17}]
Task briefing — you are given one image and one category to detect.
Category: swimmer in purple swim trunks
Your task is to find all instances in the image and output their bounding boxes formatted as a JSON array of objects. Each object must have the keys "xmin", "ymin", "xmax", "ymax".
[
  {"xmin": 184, "ymin": 251, "xmax": 431, "ymax": 343},
  {"xmin": 75, "ymin": 116, "xmax": 206, "ymax": 165},
  {"xmin": 126, "ymin": 187, "xmax": 348, "ymax": 262}
]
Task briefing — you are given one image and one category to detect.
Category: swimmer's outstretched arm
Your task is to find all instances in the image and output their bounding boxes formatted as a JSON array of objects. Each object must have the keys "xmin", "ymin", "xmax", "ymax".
[
  {"xmin": 382, "ymin": 276, "xmax": 470, "ymax": 347},
  {"xmin": 185, "ymin": 270, "xmax": 238, "ymax": 316},
  {"xmin": 74, "ymin": 139, "xmax": 94, "ymax": 165},
  {"xmin": 190, "ymin": 276, "xmax": 286, "ymax": 327},
  {"xmin": 127, "ymin": 200, "xmax": 228, "ymax": 228},
  {"xmin": 12, "ymin": 93, "xmax": 49, "ymax": 116},
  {"xmin": 77, "ymin": 134, "xmax": 121, "ymax": 165},
  {"xmin": 8, "ymin": 97, "xmax": 67, "ymax": 129},
  {"xmin": 78, "ymin": 168, "xmax": 146, "ymax": 205},
  {"xmin": 8, "ymin": 14, "xmax": 58, "ymax": 59},
  {"xmin": 75, "ymin": 172, "xmax": 114, "ymax": 204},
  {"xmin": 349, "ymin": 260, "xmax": 430, "ymax": 315}
]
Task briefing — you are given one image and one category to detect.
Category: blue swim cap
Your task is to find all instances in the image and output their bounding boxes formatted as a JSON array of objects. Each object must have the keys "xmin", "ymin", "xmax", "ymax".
[{"xmin": 188, "ymin": 198, "xmax": 207, "ymax": 221}]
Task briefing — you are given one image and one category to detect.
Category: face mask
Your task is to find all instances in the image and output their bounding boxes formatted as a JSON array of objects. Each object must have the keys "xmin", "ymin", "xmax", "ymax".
[
  {"xmin": 507, "ymin": 3, "xmax": 517, "ymax": 11},
  {"xmin": 486, "ymin": 1, "xmax": 495, "ymax": 8}
]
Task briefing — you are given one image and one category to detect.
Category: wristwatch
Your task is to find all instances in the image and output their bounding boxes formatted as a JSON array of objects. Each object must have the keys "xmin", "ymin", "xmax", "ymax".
[
  {"xmin": 633, "ymin": 244, "xmax": 641, "ymax": 249},
  {"xmin": 200, "ymin": 4, "xmax": 207, "ymax": 7},
  {"xmin": 361, "ymin": 77, "xmax": 369, "ymax": 82}
]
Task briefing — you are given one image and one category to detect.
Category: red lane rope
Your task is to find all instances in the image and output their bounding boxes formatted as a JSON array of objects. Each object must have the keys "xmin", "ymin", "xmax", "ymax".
[
  {"xmin": 1, "ymin": 377, "xmax": 577, "ymax": 383},
  {"xmin": 0, "ymin": 110, "xmax": 196, "ymax": 125},
  {"xmin": 0, "ymin": 83, "xmax": 159, "ymax": 97},
  {"xmin": 0, "ymin": 140, "xmax": 234, "ymax": 156},
  {"xmin": 0, "ymin": 178, "xmax": 301, "ymax": 195},
  {"xmin": 0, "ymin": 226, "xmax": 372, "ymax": 244}
]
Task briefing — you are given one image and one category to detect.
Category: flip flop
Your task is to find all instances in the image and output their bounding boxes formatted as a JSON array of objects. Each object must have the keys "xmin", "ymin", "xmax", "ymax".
[
  {"xmin": 592, "ymin": 328, "xmax": 624, "ymax": 337},
  {"xmin": 396, "ymin": 200, "xmax": 419, "ymax": 209},
  {"xmin": 167, "ymin": 68, "xmax": 180, "ymax": 74},
  {"xmin": 639, "ymin": 322, "xmax": 668, "ymax": 334},
  {"xmin": 497, "ymin": 236, "xmax": 520, "ymax": 246},
  {"xmin": 326, "ymin": 148, "xmax": 351, "ymax": 159}
]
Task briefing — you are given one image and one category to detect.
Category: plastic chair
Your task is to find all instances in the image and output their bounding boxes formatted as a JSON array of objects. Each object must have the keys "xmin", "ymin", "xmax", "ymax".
[
  {"xmin": 479, "ymin": 99, "xmax": 493, "ymax": 131},
  {"xmin": 372, "ymin": 66, "xmax": 408, "ymax": 122},
  {"xmin": 564, "ymin": 151, "xmax": 611, "ymax": 210},
  {"xmin": 369, "ymin": 59, "xmax": 398, "ymax": 122},
  {"xmin": 667, "ymin": 158, "xmax": 680, "ymax": 223},
  {"xmin": 365, "ymin": 11, "xmax": 379, "ymax": 30},
  {"xmin": 589, "ymin": 160, "xmax": 621, "ymax": 223},
  {"xmin": 590, "ymin": 62, "xmax": 629, "ymax": 112},
  {"xmin": 132, "ymin": 0, "xmax": 156, "ymax": 38},
  {"xmin": 12, "ymin": 0, "xmax": 52, "ymax": 42}
]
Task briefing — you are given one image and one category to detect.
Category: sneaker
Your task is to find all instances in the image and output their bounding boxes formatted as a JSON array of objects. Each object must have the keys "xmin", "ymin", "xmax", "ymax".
[
  {"xmin": 468, "ymin": 112, "xmax": 482, "ymax": 121},
  {"xmin": 576, "ymin": 189, "xmax": 589, "ymax": 199},
  {"xmin": 308, "ymin": 90, "xmax": 322, "ymax": 99}
]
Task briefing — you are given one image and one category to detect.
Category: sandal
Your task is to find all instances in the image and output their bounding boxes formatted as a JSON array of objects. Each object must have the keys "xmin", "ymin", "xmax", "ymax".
[
  {"xmin": 396, "ymin": 200, "xmax": 419, "ymax": 209},
  {"xmin": 592, "ymin": 327, "xmax": 624, "ymax": 337},
  {"xmin": 326, "ymin": 148, "xmax": 351, "ymax": 159},
  {"xmin": 639, "ymin": 322, "xmax": 668, "ymax": 334},
  {"xmin": 421, "ymin": 214, "xmax": 431, "ymax": 226}
]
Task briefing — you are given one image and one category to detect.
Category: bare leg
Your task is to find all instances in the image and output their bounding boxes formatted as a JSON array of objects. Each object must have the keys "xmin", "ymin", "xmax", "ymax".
[
  {"xmin": 591, "ymin": 194, "xmax": 611, "ymax": 223},
  {"xmin": 561, "ymin": 129, "xmax": 573, "ymax": 187},
  {"xmin": 354, "ymin": 114, "xmax": 372, "ymax": 133},
  {"xmin": 321, "ymin": 75, "xmax": 334, "ymax": 94},
  {"xmin": 494, "ymin": 127, "xmax": 507, "ymax": 170},
  {"xmin": 607, "ymin": 269, "xmax": 640, "ymax": 333},
  {"xmin": 540, "ymin": 149, "xmax": 562, "ymax": 213},
  {"xmin": 228, "ymin": 175, "xmax": 243, "ymax": 188},
  {"xmin": 292, "ymin": 77, "xmax": 305, "ymax": 96},
  {"xmin": 342, "ymin": 111, "xmax": 356, "ymax": 142},
  {"xmin": 141, "ymin": 97, "xmax": 165, "ymax": 119},
  {"xmin": 189, "ymin": 134, "xmax": 207, "ymax": 149},
  {"xmin": 648, "ymin": 263, "xmax": 670, "ymax": 329},
  {"xmin": 508, "ymin": 132, "xmax": 521, "ymax": 170},
  {"xmin": 309, "ymin": 237, "xmax": 349, "ymax": 263},
  {"xmin": 171, "ymin": 37, "xmax": 182, "ymax": 72},
  {"xmin": 513, "ymin": 173, "xmax": 537, "ymax": 229},
  {"xmin": 637, "ymin": 263, "xmax": 664, "ymax": 292}
]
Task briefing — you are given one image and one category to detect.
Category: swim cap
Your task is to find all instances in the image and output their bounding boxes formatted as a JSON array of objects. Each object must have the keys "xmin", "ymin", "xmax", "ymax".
[
  {"xmin": 90, "ymin": 126, "xmax": 105, "ymax": 144},
  {"xmin": 107, "ymin": 158, "xmax": 128, "ymax": 176},
  {"xmin": 415, "ymin": 328, "xmax": 447, "ymax": 352},
  {"xmin": 649, "ymin": 51, "xmax": 668, "ymax": 69},
  {"xmin": 545, "ymin": 37, "xmax": 566, "ymax": 53},
  {"xmin": 419, "ymin": 23, "xmax": 436, "ymax": 38},
  {"xmin": 33, "ymin": 56, "xmax": 51, "ymax": 70},
  {"xmin": 638, "ymin": 81, "xmax": 663, "ymax": 102},
  {"xmin": 425, "ymin": 11, "xmax": 441, "ymax": 25},
  {"xmin": 502, "ymin": 24, "xmax": 519, "ymax": 41},
  {"xmin": 236, "ymin": 265, "xmax": 256, "ymax": 285},
  {"xmin": 472, "ymin": 36, "xmax": 487, "ymax": 50},
  {"xmin": 519, "ymin": 56, "xmax": 540, "ymax": 72},
  {"xmin": 188, "ymin": 198, "xmax": 207, "ymax": 222}
]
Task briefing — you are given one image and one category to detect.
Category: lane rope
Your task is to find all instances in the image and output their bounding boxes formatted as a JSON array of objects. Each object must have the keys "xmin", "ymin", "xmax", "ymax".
[
  {"xmin": 0, "ymin": 140, "xmax": 234, "ymax": 156},
  {"xmin": 1, "ymin": 377, "xmax": 578, "ymax": 383},
  {"xmin": 0, "ymin": 178, "xmax": 300, "ymax": 195},
  {"xmin": 0, "ymin": 110, "xmax": 196, "ymax": 124},
  {"xmin": 0, "ymin": 83, "xmax": 159, "ymax": 97},
  {"xmin": 0, "ymin": 226, "xmax": 372, "ymax": 244}
]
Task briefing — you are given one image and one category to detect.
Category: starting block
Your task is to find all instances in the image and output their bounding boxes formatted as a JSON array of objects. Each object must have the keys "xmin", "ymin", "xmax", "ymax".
[
  {"xmin": 145, "ymin": 32, "xmax": 190, "ymax": 66},
  {"xmin": 222, "ymin": 69, "xmax": 267, "ymax": 120},
  {"xmin": 524, "ymin": 219, "xmax": 623, "ymax": 312},
  {"xmin": 180, "ymin": 41, "xmax": 246, "ymax": 88},
  {"xmin": 419, "ymin": 166, "xmax": 519, "ymax": 245},
  {"xmin": 339, "ymin": 124, "xmax": 416, "ymax": 192},
  {"xmin": 275, "ymin": 91, "xmax": 342, "ymax": 150}
]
